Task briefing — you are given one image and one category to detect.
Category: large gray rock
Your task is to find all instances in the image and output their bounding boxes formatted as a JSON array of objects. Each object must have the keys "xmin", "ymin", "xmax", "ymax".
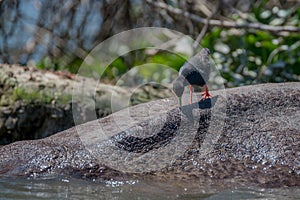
[{"xmin": 0, "ymin": 82, "xmax": 299, "ymax": 188}]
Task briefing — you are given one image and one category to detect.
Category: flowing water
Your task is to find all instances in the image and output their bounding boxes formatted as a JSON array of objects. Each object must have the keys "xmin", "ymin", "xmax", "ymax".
[{"xmin": 0, "ymin": 176, "xmax": 299, "ymax": 200}]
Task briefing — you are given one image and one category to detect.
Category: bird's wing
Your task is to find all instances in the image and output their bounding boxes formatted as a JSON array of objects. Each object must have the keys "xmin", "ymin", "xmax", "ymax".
[
  {"xmin": 179, "ymin": 62, "xmax": 205, "ymax": 77},
  {"xmin": 178, "ymin": 63, "xmax": 205, "ymax": 86}
]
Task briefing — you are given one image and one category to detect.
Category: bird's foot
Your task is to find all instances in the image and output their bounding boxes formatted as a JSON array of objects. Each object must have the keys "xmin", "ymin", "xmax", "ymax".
[{"xmin": 201, "ymin": 91, "xmax": 212, "ymax": 100}]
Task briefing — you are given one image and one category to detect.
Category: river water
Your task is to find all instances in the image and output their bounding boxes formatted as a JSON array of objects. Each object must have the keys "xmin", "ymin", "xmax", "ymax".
[{"xmin": 0, "ymin": 176, "xmax": 299, "ymax": 200}]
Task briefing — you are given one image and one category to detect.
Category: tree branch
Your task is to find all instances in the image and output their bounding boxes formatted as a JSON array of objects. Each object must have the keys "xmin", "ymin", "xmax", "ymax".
[
  {"xmin": 193, "ymin": 0, "xmax": 220, "ymax": 49},
  {"xmin": 146, "ymin": 0, "xmax": 300, "ymax": 33}
]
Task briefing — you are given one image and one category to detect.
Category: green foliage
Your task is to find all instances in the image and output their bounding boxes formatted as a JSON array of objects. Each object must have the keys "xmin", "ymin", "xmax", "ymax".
[
  {"xmin": 201, "ymin": 4, "xmax": 300, "ymax": 87},
  {"xmin": 103, "ymin": 57, "xmax": 128, "ymax": 81},
  {"xmin": 102, "ymin": 50, "xmax": 187, "ymax": 84},
  {"xmin": 150, "ymin": 51, "xmax": 187, "ymax": 71},
  {"xmin": 37, "ymin": 55, "xmax": 84, "ymax": 74},
  {"xmin": 35, "ymin": 1, "xmax": 300, "ymax": 88}
]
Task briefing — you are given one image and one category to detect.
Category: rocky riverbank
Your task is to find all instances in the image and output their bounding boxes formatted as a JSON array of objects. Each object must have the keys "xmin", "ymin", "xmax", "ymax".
[{"xmin": 0, "ymin": 64, "xmax": 172, "ymax": 144}]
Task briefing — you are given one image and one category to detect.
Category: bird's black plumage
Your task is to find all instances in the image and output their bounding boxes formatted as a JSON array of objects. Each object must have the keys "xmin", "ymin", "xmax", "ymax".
[
  {"xmin": 173, "ymin": 48, "xmax": 212, "ymax": 103},
  {"xmin": 179, "ymin": 66, "xmax": 206, "ymax": 86}
]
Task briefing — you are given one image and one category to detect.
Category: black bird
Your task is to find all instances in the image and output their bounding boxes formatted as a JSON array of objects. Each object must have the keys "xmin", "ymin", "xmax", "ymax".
[{"xmin": 173, "ymin": 48, "xmax": 212, "ymax": 104}]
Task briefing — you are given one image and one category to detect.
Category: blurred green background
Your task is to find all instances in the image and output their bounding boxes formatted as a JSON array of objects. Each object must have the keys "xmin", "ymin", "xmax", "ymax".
[{"xmin": 1, "ymin": 0, "xmax": 299, "ymax": 87}]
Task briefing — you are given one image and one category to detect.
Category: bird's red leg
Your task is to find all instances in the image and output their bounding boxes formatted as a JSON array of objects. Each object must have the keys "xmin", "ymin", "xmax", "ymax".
[
  {"xmin": 189, "ymin": 85, "xmax": 193, "ymax": 104},
  {"xmin": 201, "ymin": 85, "xmax": 212, "ymax": 99}
]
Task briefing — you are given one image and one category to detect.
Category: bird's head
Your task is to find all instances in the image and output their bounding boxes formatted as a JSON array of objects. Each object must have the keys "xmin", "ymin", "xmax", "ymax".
[
  {"xmin": 199, "ymin": 48, "xmax": 210, "ymax": 56},
  {"xmin": 195, "ymin": 48, "xmax": 211, "ymax": 80},
  {"xmin": 172, "ymin": 76, "xmax": 185, "ymax": 97},
  {"xmin": 198, "ymin": 48, "xmax": 210, "ymax": 63}
]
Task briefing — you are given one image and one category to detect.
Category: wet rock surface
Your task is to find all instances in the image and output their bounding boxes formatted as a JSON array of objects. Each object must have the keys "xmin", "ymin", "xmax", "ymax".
[{"xmin": 0, "ymin": 82, "xmax": 299, "ymax": 188}]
